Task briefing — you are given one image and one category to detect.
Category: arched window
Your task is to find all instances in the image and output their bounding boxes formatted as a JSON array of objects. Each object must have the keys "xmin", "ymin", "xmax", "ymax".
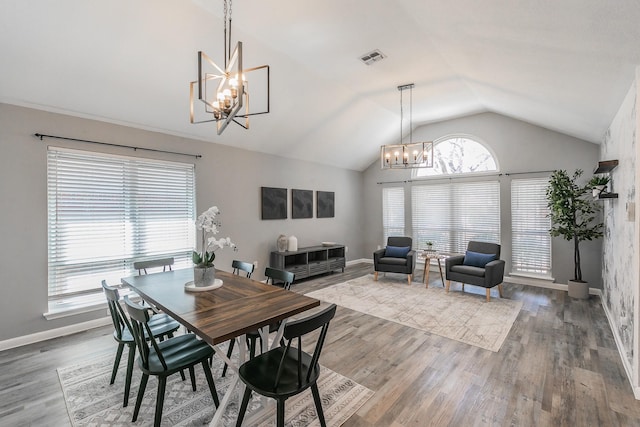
[{"xmin": 413, "ymin": 135, "xmax": 498, "ymax": 178}]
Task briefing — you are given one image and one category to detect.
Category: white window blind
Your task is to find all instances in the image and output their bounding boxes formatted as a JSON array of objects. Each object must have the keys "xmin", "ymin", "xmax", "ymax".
[
  {"xmin": 412, "ymin": 181, "xmax": 500, "ymax": 253},
  {"xmin": 382, "ymin": 187, "xmax": 404, "ymax": 243},
  {"xmin": 47, "ymin": 148, "xmax": 196, "ymax": 303},
  {"xmin": 511, "ymin": 177, "xmax": 552, "ymax": 277}
]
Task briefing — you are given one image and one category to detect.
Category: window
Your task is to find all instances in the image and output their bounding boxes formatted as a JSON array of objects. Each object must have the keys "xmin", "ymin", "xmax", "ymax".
[
  {"xmin": 382, "ymin": 187, "xmax": 404, "ymax": 243},
  {"xmin": 47, "ymin": 148, "xmax": 195, "ymax": 313},
  {"xmin": 412, "ymin": 181, "xmax": 500, "ymax": 252},
  {"xmin": 413, "ymin": 135, "xmax": 497, "ymax": 178},
  {"xmin": 511, "ymin": 177, "xmax": 552, "ymax": 278}
]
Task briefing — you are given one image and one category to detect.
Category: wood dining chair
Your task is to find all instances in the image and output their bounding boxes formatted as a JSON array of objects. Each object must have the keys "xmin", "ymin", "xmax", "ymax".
[
  {"xmin": 102, "ymin": 280, "xmax": 181, "ymax": 407},
  {"xmin": 124, "ymin": 296, "xmax": 220, "ymax": 427},
  {"xmin": 235, "ymin": 304, "xmax": 337, "ymax": 427}
]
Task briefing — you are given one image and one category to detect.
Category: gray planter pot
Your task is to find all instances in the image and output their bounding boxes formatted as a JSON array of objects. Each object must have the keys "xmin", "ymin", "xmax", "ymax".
[{"xmin": 568, "ymin": 279, "xmax": 589, "ymax": 299}]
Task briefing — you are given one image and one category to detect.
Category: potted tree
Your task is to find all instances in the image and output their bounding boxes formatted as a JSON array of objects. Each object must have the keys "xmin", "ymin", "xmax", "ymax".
[{"xmin": 546, "ymin": 169, "xmax": 604, "ymax": 299}]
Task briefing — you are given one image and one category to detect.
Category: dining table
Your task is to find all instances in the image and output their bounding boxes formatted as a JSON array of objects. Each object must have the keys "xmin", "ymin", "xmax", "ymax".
[{"xmin": 121, "ymin": 268, "xmax": 320, "ymax": 426}]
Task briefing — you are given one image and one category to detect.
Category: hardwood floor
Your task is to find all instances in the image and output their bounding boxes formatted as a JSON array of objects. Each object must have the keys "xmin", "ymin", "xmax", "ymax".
[{"xmin": 1, "ymin": 262, "xmax": 639, "ymax": 426}]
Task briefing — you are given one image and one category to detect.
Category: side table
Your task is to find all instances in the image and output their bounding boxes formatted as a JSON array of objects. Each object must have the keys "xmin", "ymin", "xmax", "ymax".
[{"xmin": 419, "ymin": 251, "xmax": 449, "ymax": 288}]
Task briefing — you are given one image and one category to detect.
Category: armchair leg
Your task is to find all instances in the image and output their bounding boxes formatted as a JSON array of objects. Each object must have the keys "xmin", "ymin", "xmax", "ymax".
[
  {"xmin": 462, "ymin": 284, "xmax": 465, "ymax": 292},
  {"xmin": 374, "ymin": 271, "xmax": 378, "ymax": 281},
  {"xmin": 486, "ymin": 288, "xmax": 491, "ymax": 302},
  {"xmin": 407, "ymin": 274, "xmax": 412, "ymax": 285},
  {"xmin": 498, "ymin": 284, "xmax": 504, "ymax": 298},
  {"xmin": 445, "ymin": 280, "xmax": 451, "ymax": 293}
]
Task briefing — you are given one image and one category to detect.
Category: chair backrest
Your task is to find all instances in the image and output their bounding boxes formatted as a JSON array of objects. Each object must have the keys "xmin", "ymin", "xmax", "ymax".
[
  {"xmin": 232, "ymin": 260, "xmax": 255, "ymax": 278},
  {"xmin": 102, "ymin": 280, "xmax": 133, "ymax": 341},
  {"xmin": 123, "ymin": 296, "xmax": 168, "ymax": 371},
  {"xmin": 265, "ymin": 267, "xmax": 295, "ymax": 290},
  {"xmin": 467, "ymin": 241, "xmax": 501, "ymax": 258},
  {"xmin": 133, "ymin": 257, "xmax": 175, "ymax": 275},
  {"xmin": 276, "ymin": 304, "xmax": 337, "ymax": 386},
  {"xmin": 387, "ymin": 236, "xmax": 412, "ymax": 250}
]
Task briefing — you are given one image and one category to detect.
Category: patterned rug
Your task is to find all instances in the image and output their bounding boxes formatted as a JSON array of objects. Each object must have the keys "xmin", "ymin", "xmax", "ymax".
[
  {"xmin": 306, "ymin": 274, "xmax": 523, "ymax": 352},
  {"xmin": 58, "ymin": 350, "xmax": 373, "ymax": 426}
]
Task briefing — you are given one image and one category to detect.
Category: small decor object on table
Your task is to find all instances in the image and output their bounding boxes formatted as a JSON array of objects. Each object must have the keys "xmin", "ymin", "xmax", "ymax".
[
  {"xmin": 288, "ymin": 235, "xmax": 298, "ymax": 252},
  {"xmin": 424, "ymin": 241, "xmax": 435, "ymax": 252},
  {"xmin": 189, "ymin": 206, "xmax": 236, "ymax": 290},
  {"xmin": 277, "ymin": 234, "xmax": 288, "ymax": 252}
]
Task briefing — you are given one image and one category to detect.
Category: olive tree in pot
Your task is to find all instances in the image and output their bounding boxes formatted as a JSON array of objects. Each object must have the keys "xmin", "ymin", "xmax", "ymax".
[{"xmin": 546, "ymin": 169, "xmax": 604, "ymax": 299}]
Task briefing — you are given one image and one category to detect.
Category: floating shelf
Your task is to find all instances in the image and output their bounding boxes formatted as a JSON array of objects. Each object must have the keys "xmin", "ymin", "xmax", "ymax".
[
  {"xmin": 594, "ymin": 159, "xmax": 618, "ymax": 174},
  {"xmin": 599, "ymin": 192, "xmax": 619, "ymax": 199}
]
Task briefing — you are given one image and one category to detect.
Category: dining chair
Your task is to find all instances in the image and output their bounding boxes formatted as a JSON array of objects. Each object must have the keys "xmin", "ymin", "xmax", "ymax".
[
  {"xmin": 101, "ymin": 280, "xmax": 181, "ymax": 407},
  {"xmin": 265, "ymin": 266, "xmax": 295, "ymax": 290},
  {"xmin": 123, "ymin": 296, "xmax": 220, "ymax": 427},
  {"xmin": 235, "ymin": 303, "xmax": 338, "ymax": 427},
  {"xmin": 133, "ymin": 257, "xmax": 174, "ymax": 275},
  {"xmin": 232, "ymin": 259, "xmax": 255, "ymax": 278}
]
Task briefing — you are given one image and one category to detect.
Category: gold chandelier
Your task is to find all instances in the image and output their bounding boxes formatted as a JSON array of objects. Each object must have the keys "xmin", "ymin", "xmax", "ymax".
[
  {"xmin": 189, "ymin": 0, "xmax": 270, "ymax": 135},
  {"xmin": 381, "ymin": 83, "xmax": 433, "ymax": 169}
]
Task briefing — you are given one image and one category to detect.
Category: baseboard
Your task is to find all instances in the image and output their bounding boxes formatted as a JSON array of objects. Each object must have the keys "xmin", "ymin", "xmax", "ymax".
[
  {"xmin": 600, "ymin": 296, "xmax": 640, "ymax": 399},
  {"xmin": 0, "ymin": 316, "xmax": 111, "ymax": 352},
  {"xmin": 348, "ymin": 258, "xmax": 372, "ymax": 265}
]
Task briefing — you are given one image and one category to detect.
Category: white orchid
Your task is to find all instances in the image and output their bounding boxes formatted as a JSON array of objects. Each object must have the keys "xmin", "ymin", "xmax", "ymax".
[{"xmin": 193, "ymin": 206, "xmax": 236, "ymax": 267}]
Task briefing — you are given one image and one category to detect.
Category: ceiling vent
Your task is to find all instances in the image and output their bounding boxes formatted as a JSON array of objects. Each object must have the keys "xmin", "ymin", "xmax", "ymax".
[{"xmin": 359, "ymin": 49, "xmax": 386, "ymax": 65}]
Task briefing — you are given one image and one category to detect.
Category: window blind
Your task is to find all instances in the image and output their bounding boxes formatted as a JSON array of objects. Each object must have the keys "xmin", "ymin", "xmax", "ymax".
[
  {"xmin": 47, "ymin": 148, "xmax": 196, "ymax": 300},
  {"xmin": 511, "ymin": 177, "xmax": 552, "ymax": 277},
  {"xmin": 382, "ymin": 187, "xmax": 404, "ymax": 244},
  {"xmin": 412, "ymin": 181, "xmax": 500, "ymax": 253}
]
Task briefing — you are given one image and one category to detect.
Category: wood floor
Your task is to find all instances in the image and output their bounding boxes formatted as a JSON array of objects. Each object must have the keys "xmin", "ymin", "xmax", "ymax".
[{"xmin": 1, "ymin": 262, "xmax": 640, "ymax": 426}]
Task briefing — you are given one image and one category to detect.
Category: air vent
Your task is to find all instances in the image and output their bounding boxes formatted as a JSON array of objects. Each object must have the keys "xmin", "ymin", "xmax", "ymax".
[{"xmin": 359, "ymin": 49, "xmax": 386, "ymax": 65}]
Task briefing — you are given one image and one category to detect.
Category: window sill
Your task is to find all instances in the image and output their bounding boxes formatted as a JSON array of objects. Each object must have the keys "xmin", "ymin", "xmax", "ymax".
[{"xmin": 44, "ymin": 288, "xmax": 139, "ymax": 320}]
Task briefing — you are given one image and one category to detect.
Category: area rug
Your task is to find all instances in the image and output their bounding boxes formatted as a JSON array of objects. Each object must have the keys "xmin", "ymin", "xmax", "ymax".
[
  {"xmin": 58, "ymin": 352, "xmax": 373, "ymax": 426},
  {"xmin": 306, "ymin": 274, "xmax": 523, "ymax": 352}
]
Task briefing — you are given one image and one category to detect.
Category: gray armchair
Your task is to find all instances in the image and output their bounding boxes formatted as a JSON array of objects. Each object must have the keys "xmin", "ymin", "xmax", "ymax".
[
  {"xmin": 445, "ymin": 241, "xmax": 505, "ymax": 301},
  {"xmin": 373, "ymin": 237, "xmax": 416, "ymax": 285}
]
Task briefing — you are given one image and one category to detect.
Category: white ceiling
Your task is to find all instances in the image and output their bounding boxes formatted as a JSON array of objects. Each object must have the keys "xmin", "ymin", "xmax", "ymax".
[{"xmin": 1, "ymin": 0, "xmax": 639, "ymax": 171}]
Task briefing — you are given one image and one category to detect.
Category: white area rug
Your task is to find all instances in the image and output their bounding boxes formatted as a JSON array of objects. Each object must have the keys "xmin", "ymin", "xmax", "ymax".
[
  {"xmin": 306, "ymin": 274, "xmax": 523, "ymax": 352},
  {"xmin": 58, "ymin": 351, "xmax": 373, "ymax": 426}
]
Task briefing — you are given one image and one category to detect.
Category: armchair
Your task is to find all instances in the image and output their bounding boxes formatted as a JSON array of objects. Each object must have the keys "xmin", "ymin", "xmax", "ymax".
[
  {"xmin": 445, "ymin": 241, "xmax": 505, "ymax": 301},
  {"xmin": 373, "ymin": 236, "xmax": 416, "ymax": 284}
]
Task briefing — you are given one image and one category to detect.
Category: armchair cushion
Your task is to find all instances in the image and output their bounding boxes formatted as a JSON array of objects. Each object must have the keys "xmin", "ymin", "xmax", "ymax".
[
  {"xmin": 463, "ymin": 250, "xmax": 497, "ymax": 268},
  {"xmin": 385, "ymin": 245, "xmax": 411, "ymax": 258}
]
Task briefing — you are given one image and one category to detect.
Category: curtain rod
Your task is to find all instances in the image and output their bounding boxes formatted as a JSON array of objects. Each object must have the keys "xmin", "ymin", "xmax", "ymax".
[
  {"xmin": 34, "ymin": 133, "xmax": 202, "ymax": 159},
  {"xmin": 376, "ymin": 170, "xmax": 554, "ymax": 184}
]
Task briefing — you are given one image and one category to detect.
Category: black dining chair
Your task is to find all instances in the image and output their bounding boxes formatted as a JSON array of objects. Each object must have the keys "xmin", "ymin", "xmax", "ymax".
[
  {"xmin": 265, "ymin": 266, "xmax": 295, "ymax": 290},
  {"xmin": 133, "ymin": 257, "xmax": 174, "ymax": 275},
  {"xmin": 232, "ymin": 260, "xmax": 255, "ymax": 278},
  {"xmin": 102, "ymin": 280, "xmax": 181, "ymax": 407},
  {"xmin": 235, "ymin": 303, "xmax": 337, "ymax": 427},
  {"xmin": 124, "ymin": 296, "xmax": 220, "ymax": 427}
]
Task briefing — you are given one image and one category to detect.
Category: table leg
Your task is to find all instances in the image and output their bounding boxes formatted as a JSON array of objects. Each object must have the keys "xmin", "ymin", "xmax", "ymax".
[
  {"xmin": 209, "ymin": 335, "xmax": 247, "ymax": 427},
  {"xmin": 437, "ymin": 259, "xmax": 445, "ymax": 287},
  {"xmin": 424, "ymin": 256, "xmax": 431, "ymax": 288}
]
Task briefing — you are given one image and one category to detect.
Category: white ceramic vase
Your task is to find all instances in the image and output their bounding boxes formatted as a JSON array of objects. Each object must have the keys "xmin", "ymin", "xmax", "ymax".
[
  {"xmin": 193, "ymin": 266, "xmax": 216, "ymax": 287},
  {"xmin": 288, "ymin": 235, "xmax": 298, "ymax": 252}
]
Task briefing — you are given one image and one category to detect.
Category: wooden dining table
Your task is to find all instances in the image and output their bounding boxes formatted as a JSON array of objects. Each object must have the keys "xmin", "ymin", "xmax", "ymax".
[{"xmin": 121, "ymin": 268, "xmax": 320, "ymax": 426}]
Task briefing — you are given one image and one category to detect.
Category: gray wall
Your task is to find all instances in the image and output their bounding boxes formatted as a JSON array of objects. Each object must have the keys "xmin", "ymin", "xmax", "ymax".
[
  {"xmin": 362, "ymin": 112, "xmax": 603, "ymax": 288},
  {"xmin": 0, "ymin": 103, "xmax": 364, "ymax": 341}
]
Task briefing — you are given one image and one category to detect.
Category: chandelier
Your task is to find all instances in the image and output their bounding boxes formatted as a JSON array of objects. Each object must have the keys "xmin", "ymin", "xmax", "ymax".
[
  {"xmin": 190, "ymin": 0, "xmax": 270, "ymax": 135},
  {"xmin": 381, "ymin": 83, "xmax": 433, "ymax": 169}
]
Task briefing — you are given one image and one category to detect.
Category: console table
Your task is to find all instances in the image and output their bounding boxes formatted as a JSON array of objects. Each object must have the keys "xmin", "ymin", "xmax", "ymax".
[{"xmin": 270, "ymin": 244, "xmax": 345, "ymax": 281}]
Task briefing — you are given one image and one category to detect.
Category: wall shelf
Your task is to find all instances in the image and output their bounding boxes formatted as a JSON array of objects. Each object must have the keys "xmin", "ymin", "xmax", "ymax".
[{"xmin": 594, "ymin": 159, "xmax": 618, "ymax": 199}]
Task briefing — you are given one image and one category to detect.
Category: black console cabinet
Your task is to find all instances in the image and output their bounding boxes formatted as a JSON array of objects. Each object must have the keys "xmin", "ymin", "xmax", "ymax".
[{"xmin": 270, "ymin": 244, "xmax": 345, "ymax": 281}]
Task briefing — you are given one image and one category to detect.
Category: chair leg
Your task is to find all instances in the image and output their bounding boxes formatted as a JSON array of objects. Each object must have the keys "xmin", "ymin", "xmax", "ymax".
[
  {"xmin": 276, "ymin": 398, "xmax": 286, "ymax": 427},
  {"xmin": 407, "ymin": 274, "xmax": 412, "ymax": 285},
  {"xmin": 445, "ymin": 280, "xmax": 451, "ymax": 293},
  {"xmin": 311, "ymin": 383, "xmax": 327, "ymax": 427},
  {"xmin": 110, "ymin": 342, "xmax": 124, "ymax": 384},
  {"xmin": 236, "ymin": 386, "xmax": 252, "ymax": 427},
  {"xmin": 189, "ymin": 366, "xmax": 196, "ymax": 391},
  {"xmin": 154, "ymin": 377, "xmax": 167, "ymax": 427},
  {"xmin": 201, "ymin": 361, "xmax": 220, "ymax": 407},
  {"xmin": 486, "ymin": 288, "xmax": 491, "ymax": 302},
  {"xmin": 123, "ymin": 343, "xmax": 136, "ymax": 407},
  {"xmin": 498, "ymin": 284, "xmax": 504, "ymax": 298},
  {"xmin": 374, "ymin": 271, "xmax": 378, "ymax": 281},
  {"xmin": 132, "ymin": 373, "xmax": 149, "ymax": 422},
  {"xmin": 462, "ymin": 283, "xmax": 465, "ymax": 292},
  {"xmin": 222, "ymin": 339, "xmax": 235, "ymax": 377}
]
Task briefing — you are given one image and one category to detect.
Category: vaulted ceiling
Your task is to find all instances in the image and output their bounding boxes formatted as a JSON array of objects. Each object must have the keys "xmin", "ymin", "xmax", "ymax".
[{"xmin": 2, "ymin": 0, "xmax": 639, "ymax": 171}]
